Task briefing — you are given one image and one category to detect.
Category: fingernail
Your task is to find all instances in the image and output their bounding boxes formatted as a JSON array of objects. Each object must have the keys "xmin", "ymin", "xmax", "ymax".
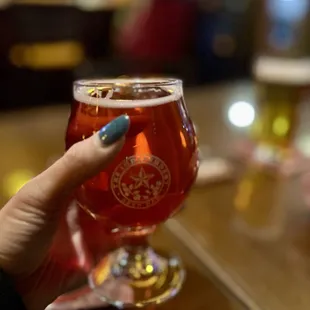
[{"xmin": 99, "ymin": 115, "xmax": 130, "ymax": 145}]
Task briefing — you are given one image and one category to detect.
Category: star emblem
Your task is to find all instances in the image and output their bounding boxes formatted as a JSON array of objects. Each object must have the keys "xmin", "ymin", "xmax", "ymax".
[{"xmin": 130, "ymin": 167, "xmax": 154, "ymax": 189}]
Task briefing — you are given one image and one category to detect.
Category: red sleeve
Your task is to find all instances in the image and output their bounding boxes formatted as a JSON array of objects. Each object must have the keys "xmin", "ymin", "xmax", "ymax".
[{"xmin": 118, "ymin": 0, "xmax": 196, "ymax": 61}]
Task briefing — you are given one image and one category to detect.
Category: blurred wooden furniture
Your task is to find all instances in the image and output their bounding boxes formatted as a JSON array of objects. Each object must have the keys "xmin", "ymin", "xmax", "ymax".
[
  {"xmin": 1, "ymin": 82, "xmax": 310, "ymax": 309},
  {"xmin": 12, "ymin": 0, "xmax": 131, "ymax": 9},
  {"xmin": 0, "ymin": 0, "xmax": 132, "ymax": 108}
]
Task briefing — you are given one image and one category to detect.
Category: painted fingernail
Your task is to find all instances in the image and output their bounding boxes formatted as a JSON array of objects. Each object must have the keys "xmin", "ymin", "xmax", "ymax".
[{"xmin": 99, "ymin": 115, "xmax": 130, "ymax": 145}]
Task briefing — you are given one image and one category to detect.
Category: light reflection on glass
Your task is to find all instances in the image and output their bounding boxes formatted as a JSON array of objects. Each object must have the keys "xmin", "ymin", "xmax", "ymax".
[
  {"xmin": 228, "ymin": 101, "xmax": 255, "ymax": 128},
  {"xmin": 272, "ymin": 116, "xmax": 290, "ymax": 137},
  {"xmin": 135, "ymin": 133, "xmax": 151, "ymax": 156},
  {"xmin": 179, "ymin": 131, "xmax": 187, "ymax": 148}
]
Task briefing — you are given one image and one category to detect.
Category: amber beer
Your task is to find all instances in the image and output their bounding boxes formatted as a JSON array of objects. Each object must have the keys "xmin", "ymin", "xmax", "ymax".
[
  {"xmin": 251, "ymin": 0, "xmax": 310, "ymax": 154},
  {"xmin": 66, "ymin": 79, "xmax": 198, "ymax": 227},
  {"xmin": 252, "ymin": 56, "xmax": 310, "ymax": 151},
  {"xmin": 233, "ymin": 57, "xmax": 310, "ymax": 239}
]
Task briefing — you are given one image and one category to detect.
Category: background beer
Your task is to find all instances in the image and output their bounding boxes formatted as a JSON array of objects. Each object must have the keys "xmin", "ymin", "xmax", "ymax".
[
  {"xmin": 252, "ymin": 0, "xmax": 310, "ymax": 151},
  {"xmin": 251, "ymin": 81, "xmax": 303, "ymax": 151},
  {"xmin": 233, "ymin": 0, "xmax": 310, "ymax": 238}
]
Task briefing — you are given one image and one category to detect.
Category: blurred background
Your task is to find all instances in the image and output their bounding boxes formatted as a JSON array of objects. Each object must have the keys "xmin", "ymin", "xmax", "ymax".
[
  {"xmin": 3, "ymin": 0, "xmax": 310, "ymax": 310},
  {"xmin": 0, "ymin": 0, "xmax": 257, "ymax": 109}
]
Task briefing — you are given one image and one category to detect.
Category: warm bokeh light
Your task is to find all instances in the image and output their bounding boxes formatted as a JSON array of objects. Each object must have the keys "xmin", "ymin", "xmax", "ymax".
[
  {"xmin": 9, "ymin": 41, "xmax": 84, "ymax": 70},
  {"xmin": 2, "ymin": 169, "xmax": 35, "ymax": 198},
  {"xmin": 0, "ymin": 0, "xmax": 11, "ymax": 8},
  {"xmin": 272, "ymin": 116, "xmax": 290, "ymax": 137},
  {"xmin": 228, "ymin": 101, "xmax": 255, "ymax": 128},
  {"xmin": 75, "ymin": 0, "xmax": 131, "ymax": 10},
  {"xmin": 296, "ymin": 135, "xmax": 310, "ymax": 157},
  {"xmin": 135, "ymin": 133, "xmax": 151, "ymax": 156},
  {"xmin": 13, "ymin": 0, "xmax": 74, "ymax": 6},
  {"xmin": 180, "ymin": 131, "xmax": 187, "ymax": 148}
]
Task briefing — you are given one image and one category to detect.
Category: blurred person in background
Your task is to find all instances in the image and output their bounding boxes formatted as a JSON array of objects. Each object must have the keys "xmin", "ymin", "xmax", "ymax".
[
  {"xmin": 113, "ymin": 0, "xmax": 254, "ymax": 84},
  {"xmin": 114, "ymin": 0, "xmax": 197, "ymax": 80},
  {"xmin": 194, "ymin": 0, "xmax": 255, "ymax": 83}
]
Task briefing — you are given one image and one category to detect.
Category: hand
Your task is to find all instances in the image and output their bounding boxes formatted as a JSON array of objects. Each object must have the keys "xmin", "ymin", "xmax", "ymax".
[{"xmin": 0, "ymin": 115, "xmax": 130, "ymax": 310}]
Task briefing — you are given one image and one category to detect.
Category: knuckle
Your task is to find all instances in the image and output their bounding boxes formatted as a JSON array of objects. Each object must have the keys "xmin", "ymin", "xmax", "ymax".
[
  {"xmin": 63, "ymin": 142, "xmax": 96, "ymax": 180},
  {"xmin": 16, "ymin": 178, "xmax": 49, "ymax": 207},
  {"xmin": 64, "ymin": 143, "xmax": 86, "ymax": 168}
]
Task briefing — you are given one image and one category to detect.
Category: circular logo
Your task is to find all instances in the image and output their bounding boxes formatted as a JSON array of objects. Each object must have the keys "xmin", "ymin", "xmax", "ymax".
[{"xmin": 111, "ymin": 155, "xmax": 171, "ymax": 209}]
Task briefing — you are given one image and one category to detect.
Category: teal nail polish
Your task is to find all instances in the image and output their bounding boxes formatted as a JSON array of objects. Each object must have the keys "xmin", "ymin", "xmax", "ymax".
[{"xmin": 99, "ymin": 115, "xmax": 130, "ymax": 145}]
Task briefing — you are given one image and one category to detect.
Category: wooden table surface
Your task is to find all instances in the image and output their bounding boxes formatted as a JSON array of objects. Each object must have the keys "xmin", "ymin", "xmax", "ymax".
[
  {"xmin": 165, "ymin": 82, "xmax": 310, "ymax": 310},
  {"xmin": 2, "ymin": 81, "xmax": 310, "ymax": 310}
]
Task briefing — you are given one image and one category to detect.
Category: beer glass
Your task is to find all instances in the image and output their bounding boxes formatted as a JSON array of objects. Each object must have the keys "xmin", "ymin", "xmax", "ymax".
[
  {"xmin": 47, "ymin": 208, "xmax": 156, "ymax": 310},
  {"xmin": 66, "ymin": 78, "xmax": 199, "ymax": 307},
  {"xmin": 47, "ymin": 205, "xmax": 122, "ymax": 310}
]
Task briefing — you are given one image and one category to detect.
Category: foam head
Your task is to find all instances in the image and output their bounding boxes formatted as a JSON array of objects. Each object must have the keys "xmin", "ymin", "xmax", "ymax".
[
  {"xmin": 73, "ymin": 78, "xmax": 183, "ymax": 108},
  {"xmin": 254, "ymin": 56, "xmax": 310, "ymax": 85}
]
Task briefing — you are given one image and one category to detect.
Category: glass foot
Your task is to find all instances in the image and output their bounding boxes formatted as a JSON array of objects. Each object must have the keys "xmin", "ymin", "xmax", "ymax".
[{"xmin": 89, "ymin": 247, "xmax": 185, "ymax": 308}]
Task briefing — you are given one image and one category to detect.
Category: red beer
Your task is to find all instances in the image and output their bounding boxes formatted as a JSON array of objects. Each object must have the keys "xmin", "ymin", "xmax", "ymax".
[{"xmin": 66, "ymin": 79, "xmax": 198, "ymax": 227}]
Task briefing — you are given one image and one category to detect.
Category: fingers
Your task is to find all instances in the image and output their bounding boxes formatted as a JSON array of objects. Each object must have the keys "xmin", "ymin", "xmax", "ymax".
[{"xmin": 18, "ymin": 115, "xmax": 130, "ymax": 207}]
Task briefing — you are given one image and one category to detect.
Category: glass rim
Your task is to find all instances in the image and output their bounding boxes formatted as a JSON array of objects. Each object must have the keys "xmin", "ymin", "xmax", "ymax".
[{"xmin": 73, "ymin": 77, "xmax": 182, "ymax": 88}]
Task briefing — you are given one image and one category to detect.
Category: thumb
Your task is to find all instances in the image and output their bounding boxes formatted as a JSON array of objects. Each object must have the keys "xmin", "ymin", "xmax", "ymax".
[
  {"xmin": 12, "ymin": 114, "xmax": 130, "ymax": 211},
  {"xmin": 0, "ymin": 115, "xmax": 129, "ymax": 275}
]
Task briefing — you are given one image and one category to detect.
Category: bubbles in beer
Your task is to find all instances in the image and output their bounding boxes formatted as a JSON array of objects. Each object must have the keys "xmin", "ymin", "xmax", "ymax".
[{"xmin": 74, "ymin": 79, "xmax": 182, "ymax": 108}]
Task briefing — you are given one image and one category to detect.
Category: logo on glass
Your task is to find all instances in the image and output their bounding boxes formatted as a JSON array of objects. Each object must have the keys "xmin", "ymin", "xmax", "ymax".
[{"xmin": 111, "ymin": 155, "xmax": 171, "ymax": 209}]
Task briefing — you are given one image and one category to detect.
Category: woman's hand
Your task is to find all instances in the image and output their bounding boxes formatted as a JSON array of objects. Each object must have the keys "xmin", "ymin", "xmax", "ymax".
[{"xmin": 0, "ymin": 115, "xmax": 130, "ymax": 310}]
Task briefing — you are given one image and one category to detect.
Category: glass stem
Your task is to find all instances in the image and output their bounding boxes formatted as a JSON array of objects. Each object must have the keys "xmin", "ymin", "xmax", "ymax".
[
  {"xmin": 121, "ymin": 226, "xmax": 155, "ymax": 248},
  {"xmin": 111, "ymin": 226, "xmax": 165, "ymax": 282}
]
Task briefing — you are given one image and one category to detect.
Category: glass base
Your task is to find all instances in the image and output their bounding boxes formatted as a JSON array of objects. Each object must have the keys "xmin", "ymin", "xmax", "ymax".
[
  {"xmin": 46, "ymin": 286, "xmax": 106, "ymax": 310},
  {"xmin": 89, "ymin": 247, "xmax": 185, "ymax": 308}
]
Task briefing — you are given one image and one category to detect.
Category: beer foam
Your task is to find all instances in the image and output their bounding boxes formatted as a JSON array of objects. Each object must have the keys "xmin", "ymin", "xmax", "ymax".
[
  {"xmin": 254, "ymin": 57, "xmax": 310, "ymax": 85},
  {"xmin": 73, "ymin": 78, "xmax": 182, "ymax": 108}
]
